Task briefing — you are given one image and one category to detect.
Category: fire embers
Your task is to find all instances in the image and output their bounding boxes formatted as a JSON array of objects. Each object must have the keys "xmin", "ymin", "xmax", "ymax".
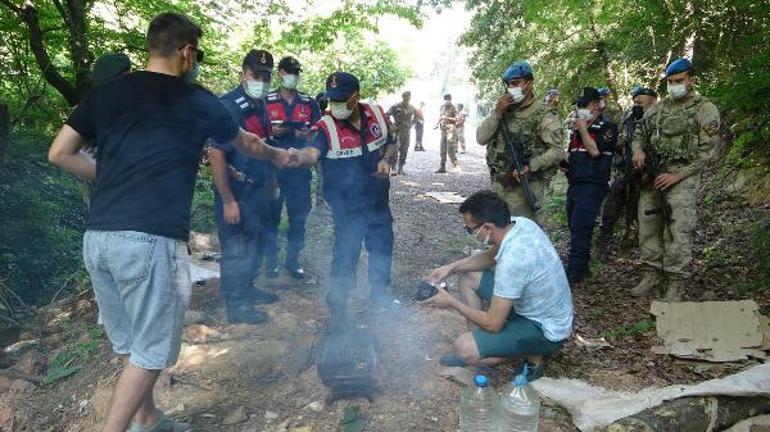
[{"xmin": 316, "ymin": 322, "xmax": 378, "ymax": 403}]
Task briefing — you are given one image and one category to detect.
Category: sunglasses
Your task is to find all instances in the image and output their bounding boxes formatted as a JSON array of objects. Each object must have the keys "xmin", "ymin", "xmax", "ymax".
[
  {"xmin": 179, "ymin": 44, "xmax": 204, "ymax": 63},
  {"xmin": 464, "ymin": 223, "xmax": 483, "ymax": 235}
]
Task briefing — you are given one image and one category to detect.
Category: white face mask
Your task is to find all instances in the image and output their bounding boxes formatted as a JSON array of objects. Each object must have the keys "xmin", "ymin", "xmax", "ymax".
[
  {"xmin": 507, "ymin": 86, "xmax": 525, "ymax": 103},
  {"xmin": 668, "ymin": 83, "xmax": 688, "ymax": 99},
  {"xmin": 330, "ymin": 101, "xmax": 353, "ymax": 120},
  {"xmin": 244, "ymin": 80, "xmax": 268, "ymax": 100},
  {"xmin": 281, "ymin": 74, "xmax": 299, "ymax": 89},
  {"xmin": 577, "ymin": 108, "xmax": 593, "ymax": 120},
  {"xmin": 473, "ymin": 226, "xmax": 492, "ymax": 247}
]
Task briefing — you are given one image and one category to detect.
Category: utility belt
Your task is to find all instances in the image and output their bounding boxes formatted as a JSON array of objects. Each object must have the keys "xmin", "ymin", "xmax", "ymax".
[{"xmin": 228, "ymin": 164, "xmax": 264, "ymax": 186}]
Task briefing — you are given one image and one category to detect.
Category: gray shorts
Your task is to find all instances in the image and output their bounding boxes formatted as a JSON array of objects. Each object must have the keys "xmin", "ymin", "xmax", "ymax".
[{"xmin": 83, "ymin": 230, "xmax": 191, "ymax": 370}]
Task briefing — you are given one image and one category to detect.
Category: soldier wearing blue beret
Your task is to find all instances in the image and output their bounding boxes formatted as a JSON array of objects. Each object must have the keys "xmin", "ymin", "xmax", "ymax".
[{"xmin": 630, "ymin": 57, "xmax": 721, "ymax": 301}]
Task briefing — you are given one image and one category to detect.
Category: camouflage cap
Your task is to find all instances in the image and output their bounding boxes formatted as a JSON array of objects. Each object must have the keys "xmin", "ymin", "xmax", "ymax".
[{"xmin": 91, "ymin": 53, "xmax": 131, "ymax": 85}]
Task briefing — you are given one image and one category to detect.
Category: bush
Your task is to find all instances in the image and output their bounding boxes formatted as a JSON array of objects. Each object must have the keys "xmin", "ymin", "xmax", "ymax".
[{"xmin": 0, "ymin": 132, "xmax": 86, "ymax": 306}]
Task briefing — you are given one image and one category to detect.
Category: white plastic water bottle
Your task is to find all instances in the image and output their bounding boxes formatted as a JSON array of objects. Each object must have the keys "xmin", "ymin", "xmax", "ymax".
[
  {"xmin": 499, "ymin": 368, "xmax": 540, "ymax": 432},
  {"xmin": 459, "ymin": 374, "xmax": 500, "ymax": 432}
]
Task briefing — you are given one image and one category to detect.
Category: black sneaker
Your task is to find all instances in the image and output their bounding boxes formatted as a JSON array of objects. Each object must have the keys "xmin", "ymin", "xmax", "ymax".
[
  {"xmin": 439, "ymin": 352, "xmax": 468, "ymax": 367},
  {"xmin": 285, "ymin": 263, "xmax": 305, "ymax": 280},
  {"xmin": 266, "ymin": 266, "xmax": 280, "ymax": 279},
  {"xmin": 242, "ymin": 288, "xmax": 279, "ymax": 305},
  {"xmin": 516, "ymin": 359, "xmax": 547, "ymax": 382},
  {"xmin": 226, "ymin": 303, "xmax": 268, "ymax": 325}
]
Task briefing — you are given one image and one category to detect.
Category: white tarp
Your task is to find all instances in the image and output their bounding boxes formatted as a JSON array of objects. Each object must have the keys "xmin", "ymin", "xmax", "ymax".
[
  {"xmin": 531, "ymin": 363, "xmax": 770, "ymax": 431},
  {"xmin": 190, "ymin": 262, "xmax": 219, "ymax": 284},
  {"xmin": 425, "ymin": 191, "xmax": 465, "ymax": 204}
]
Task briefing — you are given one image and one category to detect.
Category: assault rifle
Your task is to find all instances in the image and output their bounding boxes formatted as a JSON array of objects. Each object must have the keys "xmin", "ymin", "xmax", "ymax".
[
  {"xmin": 641, "ymin": 129, "xmax": 674, "ymax": 236},
  {"xmin": 498, "ymin": 120, "xmax": 540, "ymax": 214}
]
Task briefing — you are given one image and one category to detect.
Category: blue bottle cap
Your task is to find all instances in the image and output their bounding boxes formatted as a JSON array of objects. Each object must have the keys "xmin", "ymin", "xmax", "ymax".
[{"xmin": 474, "ymin": 374, "xmax": 489, "ymax": 387}]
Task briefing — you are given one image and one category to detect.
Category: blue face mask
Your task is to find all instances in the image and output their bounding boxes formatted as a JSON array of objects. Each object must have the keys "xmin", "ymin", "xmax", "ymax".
[{"xmin": 184, "ymin": 62, "xmax": 200, "ymax": 83}]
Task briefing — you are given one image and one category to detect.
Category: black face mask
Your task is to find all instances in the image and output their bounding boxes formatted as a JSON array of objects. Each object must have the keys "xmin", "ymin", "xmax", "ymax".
[{"xmin": 631, "ymin": 105, "xmax": 644, "ymax": 119}]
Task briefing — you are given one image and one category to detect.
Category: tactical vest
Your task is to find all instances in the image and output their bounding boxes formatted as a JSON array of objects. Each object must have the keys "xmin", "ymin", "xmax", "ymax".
[
  {"xmin": 650, "ymin": 94, "xmax": 710, "ymax": 163},
  {"xmin": 486, "ymin": 102, "xmax": 553, "ymax": 181},
  {"xmin": 315, "ymin": 103, "xmax": 388, "ymax": 159},
  {"xmin": 313, "ymin": 103, "xmax": 390, "ymax": 209},
  {"xmin": 265, "ymin": 91, "xmax": 316, "ymax": 149},
  {"xmin": 221, "ymin": 90, "xmax": 273, "ymax": 183}
]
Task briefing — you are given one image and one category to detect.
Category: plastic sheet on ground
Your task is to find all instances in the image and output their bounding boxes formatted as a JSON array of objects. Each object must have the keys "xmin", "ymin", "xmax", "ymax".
[
  {"xmin": 531, "ymin": 363, "xmax": 770, "ymax": 431},
  {"xmin": 425, "ymin": 191, "xmax": 465, "ymax": 203},
  {"xmin": 190, "ymin": 262, "xmax": 219, "ymax": 284}
]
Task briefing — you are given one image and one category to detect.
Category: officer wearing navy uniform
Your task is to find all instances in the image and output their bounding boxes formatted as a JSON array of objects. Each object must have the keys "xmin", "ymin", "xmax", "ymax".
[
  {"xmin": 287, "ymin": 72, "xmax": 396, "ymax": 321},
  {"xmin": 209, "ymin": 49, "xmax": 280, "ymax": 324},
  {"xmin": 264, "ymin": 56, "xmax": 321, "ymax": 279},
  {"xmin": 565, "ymin": 87, "xmax": 618, "ymax": 285}
]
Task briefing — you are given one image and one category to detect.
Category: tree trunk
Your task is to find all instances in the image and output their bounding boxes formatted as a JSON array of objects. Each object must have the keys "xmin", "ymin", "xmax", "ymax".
[
  {"xmin": 21, "ymin": 4, "xmax": 80, "ymax": 106},
  {"xmin": 64, "ymin": 0, "xmax": 92, "ymax": 101},
  {"xmin": 0, "ymin": 103, "xmax": 9, "ymax": 164},
  {"xmin": 600, "ymin": 396, "xmax": 770, "ymax": 432}
]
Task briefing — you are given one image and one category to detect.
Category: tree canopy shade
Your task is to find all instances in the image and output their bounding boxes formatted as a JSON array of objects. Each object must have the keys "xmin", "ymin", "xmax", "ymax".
[{"xmin": 0, "ymin": 0, "xmax": 420, "ymax": 131}]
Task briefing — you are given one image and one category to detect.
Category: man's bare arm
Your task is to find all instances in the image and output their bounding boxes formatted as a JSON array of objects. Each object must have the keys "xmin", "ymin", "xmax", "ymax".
[
  {"xmin": 232, "ymin": 128, "xmax": 289, "ymax": 168},
  {"xmin": 48, "ymin": 125, "xmax": 96, "ymax": 180}
]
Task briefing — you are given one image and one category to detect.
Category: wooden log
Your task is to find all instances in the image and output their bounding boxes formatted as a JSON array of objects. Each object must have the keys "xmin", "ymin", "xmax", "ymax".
[{"xmin": 601, "ymin": 396, "xmax": 770, "ymax": 432}]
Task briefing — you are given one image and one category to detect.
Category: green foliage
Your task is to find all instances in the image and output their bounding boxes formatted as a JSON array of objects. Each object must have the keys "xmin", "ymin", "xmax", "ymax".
[
  {"xmin": 459, "ymin": 0, "xmax": 770, "ymax": 158},
  {"xmin": 745, "ymin": 217, "xmax": 770, "ymax": 292},
  {"xmin": 604, "ymin": 319, "xmax": 655, "ymax": 340},
  {"xmin": 544, "ymin": 190, "xmax": 568, "ymax": 227},
  {"xmin": 190, "ymin": 164, "xmax": 217, "ymax": 234},
  {"xmin": 43, "ymin": 324, "xmax": 105, "ymax": 385},
  {"xmin": 0, "ymin": 133, "xmax": 86, "ymax": 305}
]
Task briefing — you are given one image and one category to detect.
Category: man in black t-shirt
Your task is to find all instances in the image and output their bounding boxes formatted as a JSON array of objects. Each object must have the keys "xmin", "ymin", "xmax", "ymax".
[{"xmin": 48, "ymin": 12, "xmax": 289, "ymax": 432}]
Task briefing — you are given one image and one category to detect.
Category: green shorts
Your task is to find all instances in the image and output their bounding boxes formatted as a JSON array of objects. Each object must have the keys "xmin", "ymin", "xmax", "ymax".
[{"xmin": 472, "ymin": 270, "xmax": 565, "ymax": 359}]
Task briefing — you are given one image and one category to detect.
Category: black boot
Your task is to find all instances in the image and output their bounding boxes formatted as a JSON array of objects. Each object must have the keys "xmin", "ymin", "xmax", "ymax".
[
  {"xmin": 226, "ymin": 301, "xmax": 269, "ymax": 325},
  {"xmin": 242, "ymin": 288, "xmax": 279, "ymax": 305}
]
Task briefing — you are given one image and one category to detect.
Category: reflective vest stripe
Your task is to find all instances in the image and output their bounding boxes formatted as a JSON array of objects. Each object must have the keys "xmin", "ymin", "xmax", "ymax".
[
  {"xmin": 367, "ymin": 104, "xmax": 388, "ymax": 152},
  {"xmin": 570, "ymin": 148, "xmax": 613, "ymax": 156},
  {"xmin": 321, "ymin": 116, "xmax": 362, "ymax": 159},
  {"xmin": 322, "ymin": 103, "xmax": 388, "ymax": 159}
]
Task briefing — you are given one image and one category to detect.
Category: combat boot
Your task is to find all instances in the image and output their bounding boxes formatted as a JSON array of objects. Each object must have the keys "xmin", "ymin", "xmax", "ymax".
[
  {"xmin": 435, "ymin": 164, "xmax": 446, "ymax": 174},
  {"xmin": 663, "ymin": 277, "xmax": 685, "ymax": 302},
  {"xmin": 397, "ymin": 163, "xmax": 405, "ymax": 175},
  {"xmin": 631, "ymin": 269, "xmax": 661, "ymax": 297}
]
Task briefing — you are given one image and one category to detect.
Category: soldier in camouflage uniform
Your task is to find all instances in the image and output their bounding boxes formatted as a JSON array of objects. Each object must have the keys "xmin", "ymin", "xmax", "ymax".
[
  {"xmin": 597, "ymin": 86, "xmax": 658, "ymax": 257},
  {"xmin": 386, "ymin": 91, "xmax": 417, "ymax": 175},
  {"xmin": 436, "ymin": 94, "xmax": 460, "ymax": 173},
  {"xmin": 631, "ymin": 58, "xmax": 721, "ymax": 301},
  {"xmin": 598, "ymin": 87, "xmax": 623, "ymax": 126},
  {"xmin": 476, "ymin": 60, "xmax": 565, "ymax": 223},
  {"xmin": 456, "ymin": 103, "xmax": 468, "ymax": 153}
]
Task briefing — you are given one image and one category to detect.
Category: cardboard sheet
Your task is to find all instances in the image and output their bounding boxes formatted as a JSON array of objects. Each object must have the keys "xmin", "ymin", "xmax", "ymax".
[{"xmin": 651, "ymin": 300, "xmax": 766, "ymax": 362}]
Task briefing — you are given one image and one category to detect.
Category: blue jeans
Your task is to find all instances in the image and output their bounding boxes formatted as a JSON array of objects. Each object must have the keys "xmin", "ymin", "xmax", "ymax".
[
  {"xmin": 83, "ymin": 230, "xmax": 190, "ymax": 370},
  {"xmin": 265, "ymin": 168, "xmax": 312, "ymax": 266},
  {"xmin": 328, "ymin": 203, "xmax": 394, "ymax": 314},
  {"xmin": 215, "ymin": 181, "xmax": 272, "ymax": 304},
  {"xmin": 566, "ymin": 182, "xmax": 608, "ymax": 283}
]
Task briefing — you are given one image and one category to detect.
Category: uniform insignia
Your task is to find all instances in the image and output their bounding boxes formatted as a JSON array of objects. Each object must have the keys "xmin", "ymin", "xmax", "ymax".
[
  {"xmin": 370, "ymin": 123, "xmax": 382, "ymax": 137},
  {"xmin": 704, "ymin": 119, "xmax": 720, "ymax": 136}
]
